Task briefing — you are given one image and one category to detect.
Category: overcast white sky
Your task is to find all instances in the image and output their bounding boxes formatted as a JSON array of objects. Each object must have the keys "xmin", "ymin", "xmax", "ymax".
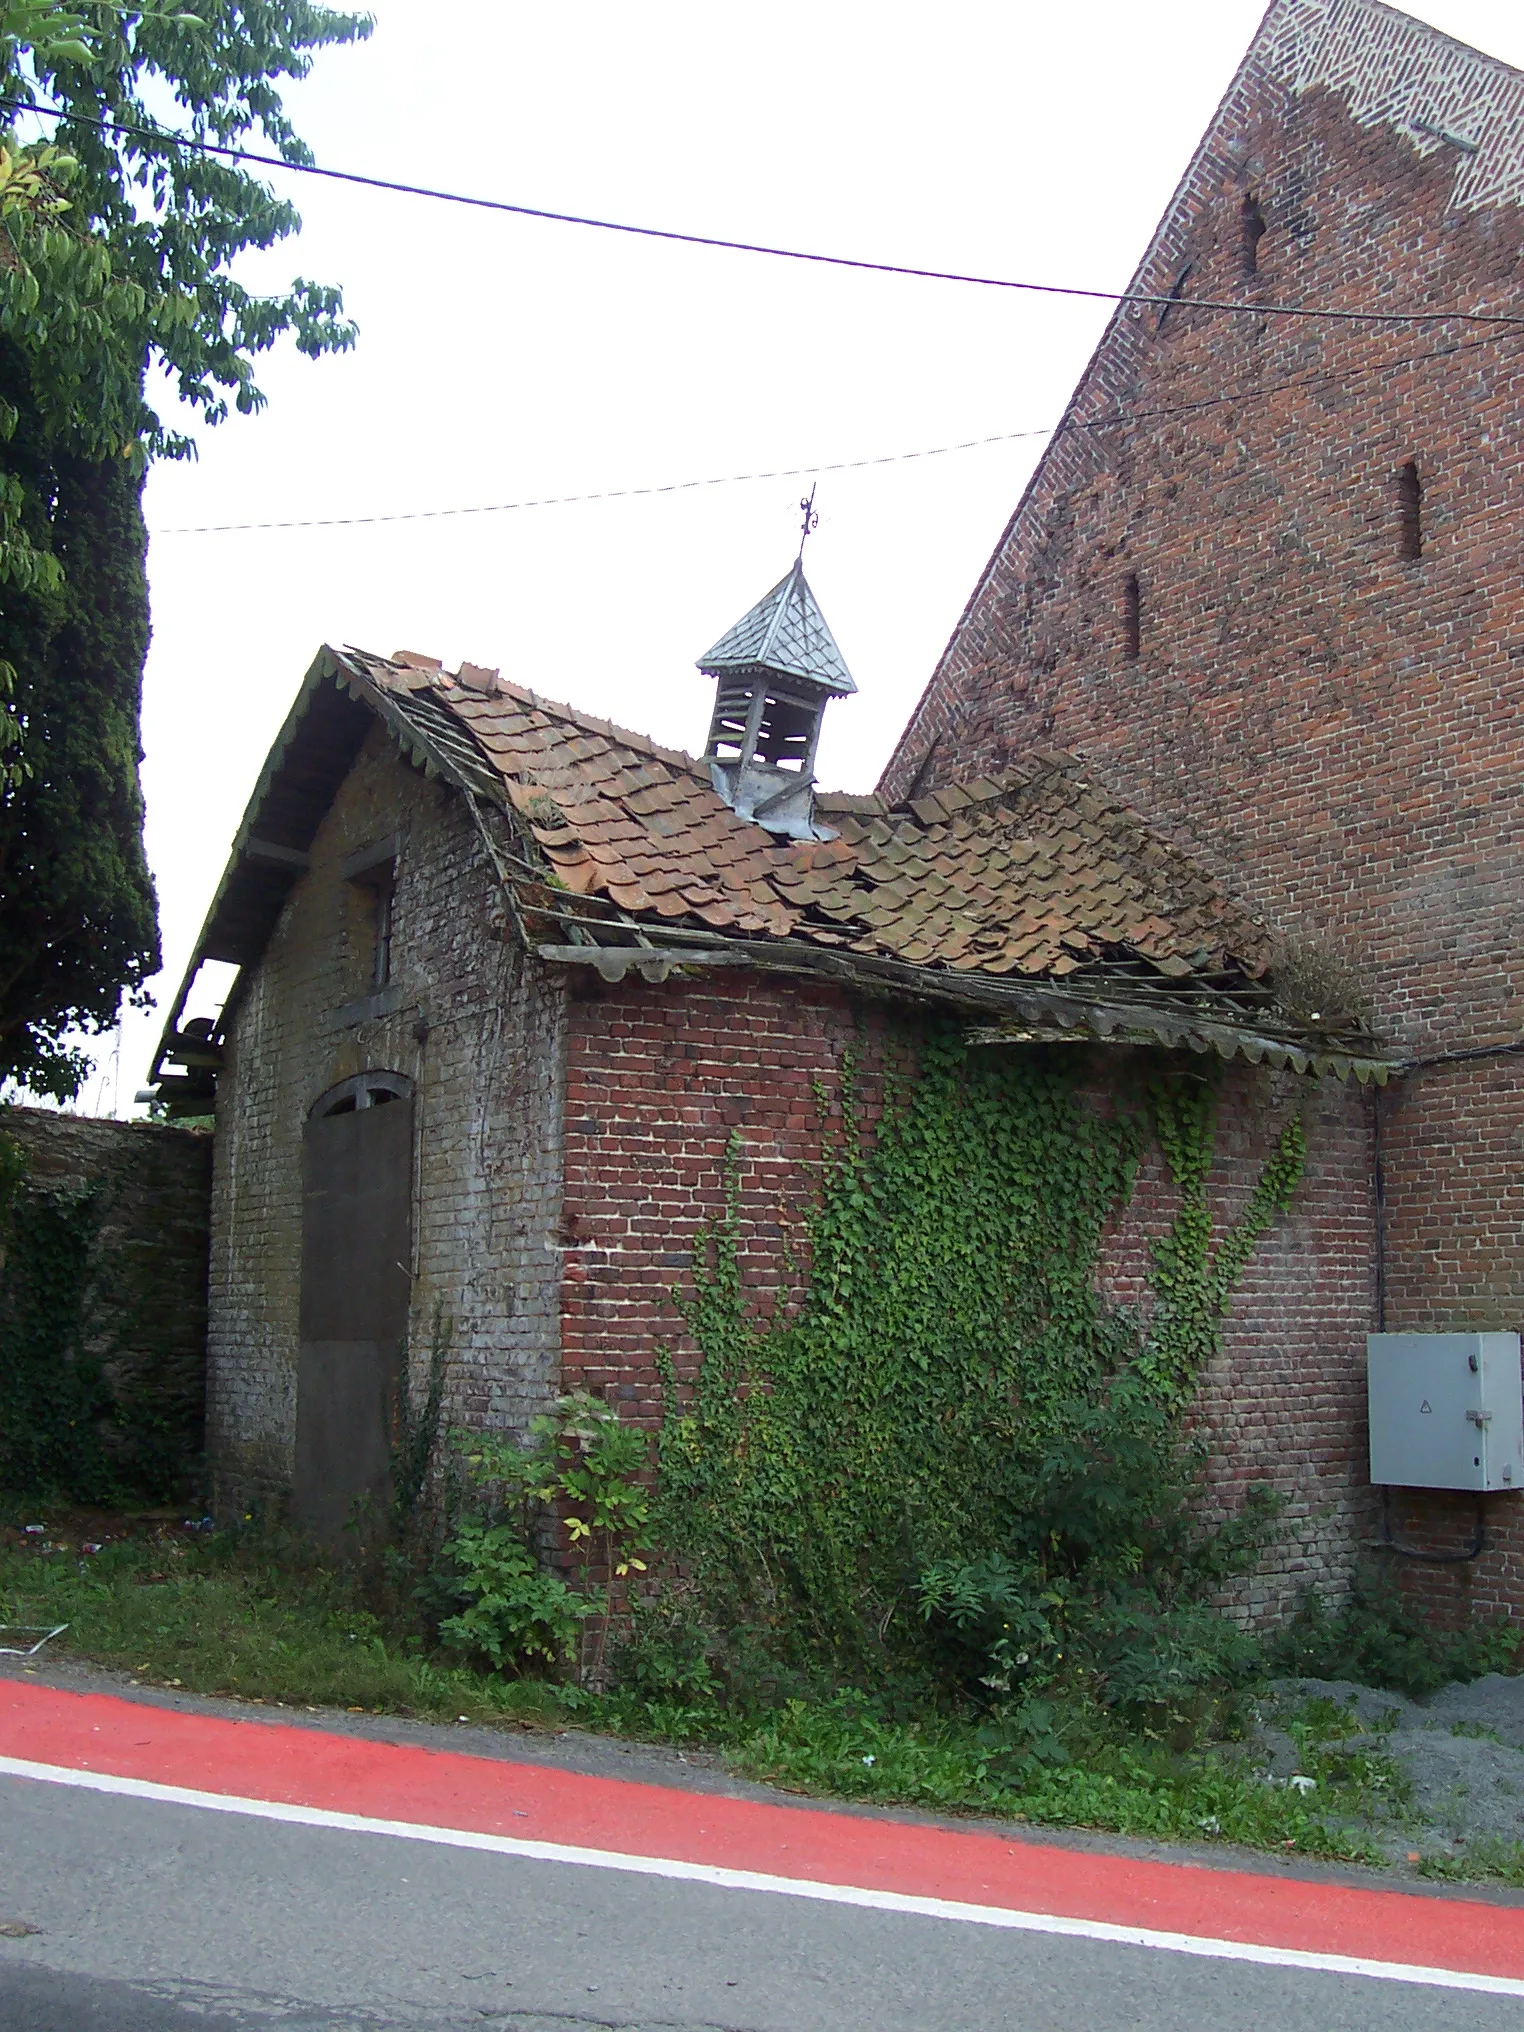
[{"xmin": 39, "ymin": 0, "xmax": 1524, "ymax": 1115}]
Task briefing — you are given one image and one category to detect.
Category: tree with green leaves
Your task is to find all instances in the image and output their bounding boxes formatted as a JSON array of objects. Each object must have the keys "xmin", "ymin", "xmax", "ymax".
[{"xmin": 0, "ymin": 2, "xmax": 370, "ymax": 1098}]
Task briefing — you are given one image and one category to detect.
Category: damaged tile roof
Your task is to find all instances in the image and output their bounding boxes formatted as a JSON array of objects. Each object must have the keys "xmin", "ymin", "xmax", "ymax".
[
  {"xmin": 342, "ymin": 646, "xmax": 1272, "ymax": 1001},
  {"xmin": 154, "ymin": 643, "xmax": 1389, "ymax": 1100}
]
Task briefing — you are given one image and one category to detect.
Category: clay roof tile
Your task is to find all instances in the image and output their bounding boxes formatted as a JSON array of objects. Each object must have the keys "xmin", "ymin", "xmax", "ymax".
[{"xmin": 351, "ymin": 654, "xmax": 1269, "ymax": 1007}]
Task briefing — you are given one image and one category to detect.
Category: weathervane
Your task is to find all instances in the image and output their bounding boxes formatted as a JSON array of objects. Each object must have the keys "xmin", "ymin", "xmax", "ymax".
[{"xmin": 797, "ymin": 482, "xmax": 819, "ymax": 559}]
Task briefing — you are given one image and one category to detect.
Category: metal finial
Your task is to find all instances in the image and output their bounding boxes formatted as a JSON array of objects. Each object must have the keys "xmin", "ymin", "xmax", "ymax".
[{"xmin": 797, "ymin": 483, "xmax": 819, "ymax": 559}]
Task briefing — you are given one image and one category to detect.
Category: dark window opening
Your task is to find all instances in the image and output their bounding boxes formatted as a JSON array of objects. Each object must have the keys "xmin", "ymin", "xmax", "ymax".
[
  {"xmin": 1241, "ymin": 193, "xmax": 1267, "ymax": 276},
  {"xmin": 371, "ymin": 878, "xmax": 394, "ymax": 987},
  {"xmin": 313, "ymin": 1072, "xmax": 413, "ymax": 1120},
  {"xmin": 347, "ymin": 861, "xmax": 395, "ymax": 990},
  {"xmin": 1122, "ymin": 574, "xmax": 1142, "ymax": 660},
  {"xmin": 1397, "ymin": 460, "xmax": 1424, "ymax": 561}
]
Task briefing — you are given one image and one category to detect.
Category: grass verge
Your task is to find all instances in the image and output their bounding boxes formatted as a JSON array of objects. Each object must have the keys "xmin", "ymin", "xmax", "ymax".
[
  {"xmin": 0, "ymin": 1520, "xmax": 562, "ymax": 1728},
  {"xmin": 2, "ymin": 1512, "xmax": 1516, "ymax": 1882}
]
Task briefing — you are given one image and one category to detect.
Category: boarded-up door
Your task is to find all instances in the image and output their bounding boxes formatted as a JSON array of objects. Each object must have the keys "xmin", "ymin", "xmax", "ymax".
[{"xmin": 294, "ymin": 1080, "xmax": 413, "ymax": 1545}]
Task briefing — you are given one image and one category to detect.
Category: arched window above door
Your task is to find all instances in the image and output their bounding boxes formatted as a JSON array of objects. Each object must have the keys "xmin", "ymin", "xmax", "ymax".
[{"xmin": 310, "ymin": 1071, "xmax": 414, "ymax": 1119}]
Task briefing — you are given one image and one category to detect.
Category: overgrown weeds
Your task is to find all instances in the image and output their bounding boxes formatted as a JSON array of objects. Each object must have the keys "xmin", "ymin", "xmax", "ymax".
[
  {"xmin": 0, "ymin": 1514, "xmax": 561, "ymax": 1725},
  {"xmin": 1268, "ymin": 1574, "xmax": 1521, "ymax": 1696},
  {"xmin": 2, "ymin": 1509, "xmax": 1516, "ymax": 1878},
  {"xmin": 438, "ymin": 1391, "xmax": 653, "ymax": 1686},
  {"xmin": 1272, "ymin": 1693, "xmax": 1411, "ymax": 1822},
  {"xmin": 1416, "ymin": 1837, "xmax": 1524, "ymax": 1889}
]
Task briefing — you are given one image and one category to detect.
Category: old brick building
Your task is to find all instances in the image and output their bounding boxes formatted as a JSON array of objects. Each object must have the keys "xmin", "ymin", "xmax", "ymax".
[
  {"xmin": 152, "ymin": 0, "xmax": 1524, "ymax": 1624},
  {"xmin": 154, "ymin": 559, "xmax": 1354, "ymax": 1595},
  {"xmin": 883, "ymin": 0, "xmax": 1524, "ymax": 1612}
]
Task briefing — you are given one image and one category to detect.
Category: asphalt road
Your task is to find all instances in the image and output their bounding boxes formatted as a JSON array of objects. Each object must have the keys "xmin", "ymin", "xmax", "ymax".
[{"xmin": 0, "ymin": 1771, "xmax": 1510, "ymax": 2032}]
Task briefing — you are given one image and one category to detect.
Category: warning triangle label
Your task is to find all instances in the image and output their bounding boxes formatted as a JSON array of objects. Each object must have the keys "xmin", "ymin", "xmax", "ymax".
[{"xmin": 1420, "ymin": 1400, "xmax": 1433, "ymax": 1414}]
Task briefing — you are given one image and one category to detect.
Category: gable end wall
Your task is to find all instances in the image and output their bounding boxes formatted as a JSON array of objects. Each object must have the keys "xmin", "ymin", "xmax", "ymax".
[{"xmin": 208, "ymin": 725, "xmax": 567, "ymax": 1516}]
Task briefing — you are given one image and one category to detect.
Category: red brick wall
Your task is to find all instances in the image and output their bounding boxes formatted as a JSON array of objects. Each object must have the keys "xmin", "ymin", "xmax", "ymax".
[
  {"xmin": 557, "ymin": 973, "xmax": 1377, "ymax": 1617},
  {"xmin": 1093, "ymin": 1064, "xmax": 1378, "ymax": 1617},
  {"xmin": 877, "ymin": 22, "xmax": 1524, "ymax": 1615},
  {"xmin": 557, "ymin": 975, "xmax": 890, "ymax": 1422}
]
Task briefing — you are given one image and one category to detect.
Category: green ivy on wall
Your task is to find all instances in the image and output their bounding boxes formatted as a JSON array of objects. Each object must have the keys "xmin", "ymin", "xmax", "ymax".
[
  {"xmin": 0, "ymin": 1128, "xmax": 116, "ymax": 1497},
  {"xmin": 1141, "ymin": 1074, "xmax": 1306, "ymax": 1407},
  {"xmin": 655, "ymin": 1031, "xmax": 1304, "ymax": 1666}
]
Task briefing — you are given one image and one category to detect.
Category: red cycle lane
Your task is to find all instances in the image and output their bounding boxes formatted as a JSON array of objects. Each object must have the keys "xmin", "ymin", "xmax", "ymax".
[{"xmin": 2, "ymin": 1678, "xmax": 1521, "ymax": 1995}]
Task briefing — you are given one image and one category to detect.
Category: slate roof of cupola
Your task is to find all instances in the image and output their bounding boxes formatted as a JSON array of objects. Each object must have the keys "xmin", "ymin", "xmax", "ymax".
[
  {"xmin": 153, "ymin": 645, "xmax": 1389, "ymax": 1094},
  {"xmin": 697, "ymin": 561, "xmax": 856, "ymax": 695}
]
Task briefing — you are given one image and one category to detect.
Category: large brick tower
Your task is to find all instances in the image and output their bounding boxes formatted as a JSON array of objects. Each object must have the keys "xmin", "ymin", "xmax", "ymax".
[{"xmin": 883, "ymin": 0, "xmax": 1524, "ymax": 1616}]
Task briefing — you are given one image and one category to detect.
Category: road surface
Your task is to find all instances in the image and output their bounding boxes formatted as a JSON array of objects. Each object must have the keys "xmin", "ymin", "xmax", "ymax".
[{"xmin": 1, "ymin": 1675, "xmax": 1520, "ymax": 2030}]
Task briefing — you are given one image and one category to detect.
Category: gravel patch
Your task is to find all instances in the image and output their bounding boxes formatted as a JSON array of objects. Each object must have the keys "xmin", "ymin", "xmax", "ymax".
[{"xmin": 1261, "ymin": 1675, "xmax": 1524, "ymax": 1864}]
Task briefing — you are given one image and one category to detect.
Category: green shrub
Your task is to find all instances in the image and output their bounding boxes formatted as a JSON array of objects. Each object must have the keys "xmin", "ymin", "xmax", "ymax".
[
  {"xmin": 610, "ymin": 1592, "xmax": 719, "ymax": 1704},
  {"xmin": 1269, "ymin": 1574, "xmax": 1520, "ymax": 1697},
  {"xmin": 438, "ymin": 1392, "xmax": 652, "ymax": 1681},
  {"xmin": 438, "ymin": 1518, "xmax": 588, "ymax": 1671},
  {"xmin": 916, "ymin": 1390, "xmax": 1270, "ymax": 1734}
]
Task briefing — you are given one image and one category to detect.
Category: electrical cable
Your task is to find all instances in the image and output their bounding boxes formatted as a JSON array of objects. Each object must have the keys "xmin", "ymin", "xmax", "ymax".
[
  {"xmin": 1379, "ymin": 1487, "xmax": 1487, "ymax": 1564},
  {"xmin": 12, "ymin": 94, "xmax": 1524, "ymax": 332},
  {"xmin": 154, "ymin": 329, "xmax": 1515, "ymax": 536},
  {"xmin": 157, "ymin": 424, "xmax": 1057, "ymax": 534}
]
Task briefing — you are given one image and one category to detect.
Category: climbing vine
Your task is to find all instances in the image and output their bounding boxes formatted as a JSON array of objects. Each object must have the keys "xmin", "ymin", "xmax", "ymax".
[
  {"xmin": 1140, "ymin": 1075, "xmax": 1306, "ymax": 1407},
  {"xmin": 655, "ymin": 1031, "xmax": 1304, "ymax": 1670},
  {"xmin": 0, "ymin": 1127, "xmax": 115, "ymax": 1497},
  {"xmin": 0, "ymin": 1119, "xmax": 210, "ymax": 1502}
]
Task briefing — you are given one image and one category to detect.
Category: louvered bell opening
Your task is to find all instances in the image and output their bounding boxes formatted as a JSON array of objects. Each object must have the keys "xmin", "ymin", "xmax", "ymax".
[
  {"xmin": 705, "ymin": 678, "xmax": 824, "ymax": 774},
  {"xmin": 705, "ymin": 680, "xmax": 757, "ymax": 762},
  {"xmin": 753, "ymin": 691, "xmax": 820, "ymax": 772}
]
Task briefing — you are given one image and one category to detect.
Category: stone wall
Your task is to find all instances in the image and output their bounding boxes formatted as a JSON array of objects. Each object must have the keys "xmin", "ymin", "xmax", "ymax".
[
  {"xmin": 0, "ymin": 1105, "xmax": 211, "ymax": 1497},
  {"xmin": 876, "ymin": 2, "xmax": 1524, "ymax": 1613},
  {"xmin": 208, "ymin": 723, "xmax": 567, "ymax": 1518}
]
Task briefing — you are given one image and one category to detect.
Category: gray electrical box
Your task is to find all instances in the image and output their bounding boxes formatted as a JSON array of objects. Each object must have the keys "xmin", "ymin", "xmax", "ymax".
[{"xmin": 1367, "ymin": 1333, "xmax": 1524, "ymax": 1491}]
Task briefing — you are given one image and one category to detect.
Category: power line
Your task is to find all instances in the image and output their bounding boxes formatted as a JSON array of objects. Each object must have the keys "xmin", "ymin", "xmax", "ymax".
[
  {"xmin": 156, "ymin": 426, "xmax": 1052, "ymax": 534},
  {"xmin": 155, "ymin": 332, "xmax": 1512, "ymax": 536},
  {"xmin": 15, "ymin": 95, "xmax": 1524, "ymax": 333}
]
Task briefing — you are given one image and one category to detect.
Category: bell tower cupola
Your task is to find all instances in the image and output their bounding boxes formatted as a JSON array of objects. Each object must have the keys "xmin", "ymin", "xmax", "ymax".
[{"xmin": 696, "ymin": 557, "xmax": 855, "ymax": 839}]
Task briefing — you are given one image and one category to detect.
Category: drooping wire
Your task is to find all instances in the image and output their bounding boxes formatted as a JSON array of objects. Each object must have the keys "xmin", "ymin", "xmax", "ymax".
[
  {"xmin": 11, "ymin": 94, "xmax": 1524, "ymax": 333},
  {"xmin": 154, "ymin": 331, "xmax": 1516, "ymax": 536}
]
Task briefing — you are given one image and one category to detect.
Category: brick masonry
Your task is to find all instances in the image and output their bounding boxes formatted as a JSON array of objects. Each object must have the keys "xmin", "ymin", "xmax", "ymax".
[
  {"xmin": 557, "ymin": 974, "xmax": 888, "ymax": 1422},
  {"xmin": 558, "ymin": 975, "xmax": 1372, "ymax": 1616},
  {"xmin": 208, "ymin": 727, "xmax": 567, "ymax": 1518},
  {"xmin": 1, "ymin": 1105, "xmax": 211, "ymax": 1495},
  {"xmin": 216, "ymin": 862, "xmax": 1364, "ymax": 1617},
  {"xmin": 879, "ymin": 0, "xmax": 1524, "ymax": 1614}
]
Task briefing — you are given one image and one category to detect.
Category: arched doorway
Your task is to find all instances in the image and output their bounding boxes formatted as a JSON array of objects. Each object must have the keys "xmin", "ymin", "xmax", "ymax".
[{"xmin": 293, "ymin": 1073, "xmax": 414, "ymax": 1544}]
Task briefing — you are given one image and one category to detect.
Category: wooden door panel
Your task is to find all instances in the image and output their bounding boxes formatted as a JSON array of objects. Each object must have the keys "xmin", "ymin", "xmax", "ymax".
[{"xmin": 293, "ymin": 1093, "xmax": 412, "ymax": 1544}]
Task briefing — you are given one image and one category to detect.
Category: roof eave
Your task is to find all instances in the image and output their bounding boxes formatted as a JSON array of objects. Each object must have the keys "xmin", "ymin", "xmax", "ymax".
[
  {"xmin": 531, "ymin": 937, "xmax": 1389, "ymax": 1083},
  {"xmin": 149, "ymin": 645, "xmax": 511, "ymax": 1089},
  {"xmin": 149, "ymin": 645, "xmax": 351, "ymax": 1084}
]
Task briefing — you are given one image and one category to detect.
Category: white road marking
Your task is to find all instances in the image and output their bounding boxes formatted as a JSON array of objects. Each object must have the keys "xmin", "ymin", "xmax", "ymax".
[{"xmin": 3, "ymin": 1754, "xmax": 1520, "ymax": 1998}]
